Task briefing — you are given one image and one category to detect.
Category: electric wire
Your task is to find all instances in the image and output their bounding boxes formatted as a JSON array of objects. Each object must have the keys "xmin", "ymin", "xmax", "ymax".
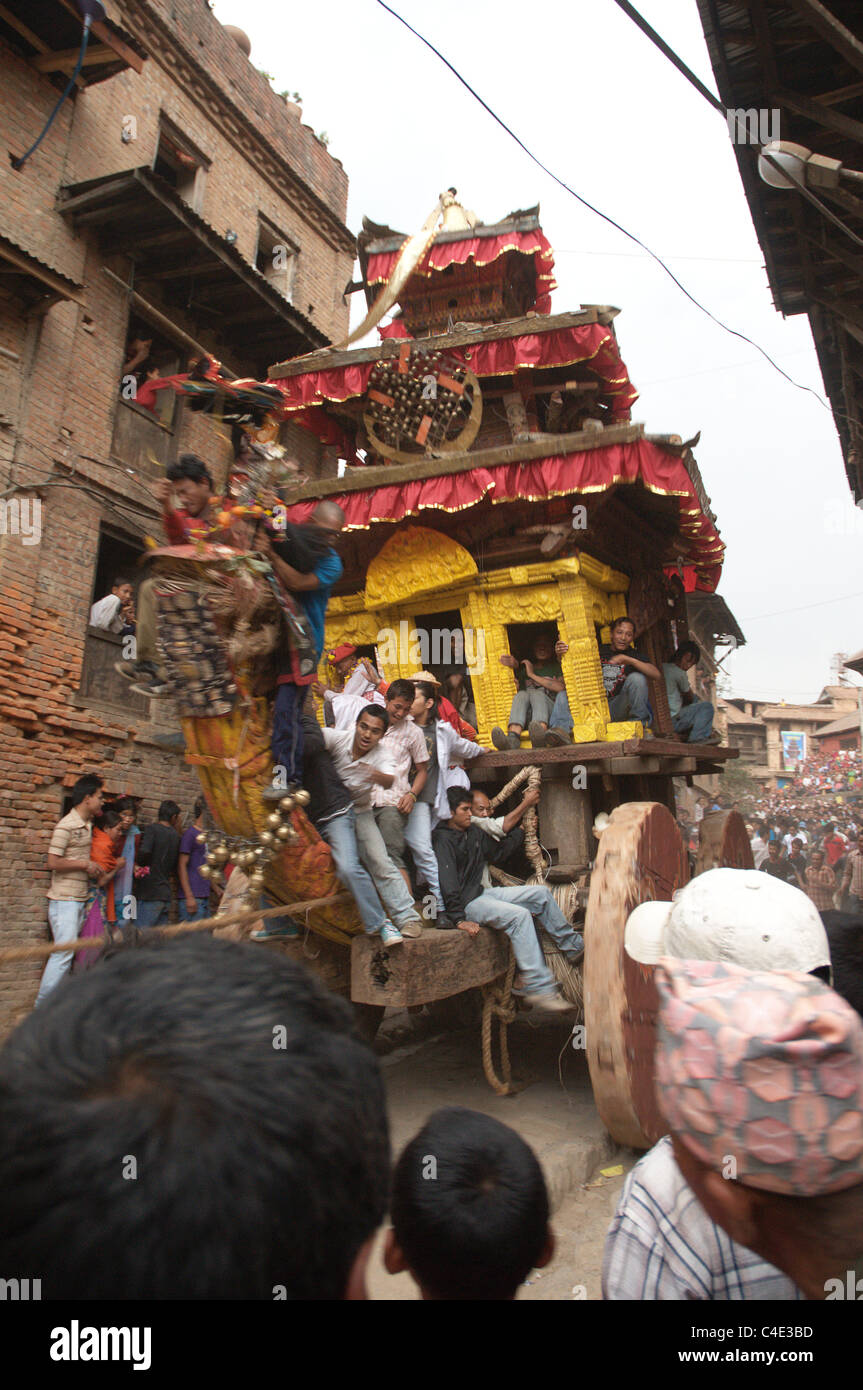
[{"xmin": 373, "ymin": 0, "xmax": 838, "ymax": 414}]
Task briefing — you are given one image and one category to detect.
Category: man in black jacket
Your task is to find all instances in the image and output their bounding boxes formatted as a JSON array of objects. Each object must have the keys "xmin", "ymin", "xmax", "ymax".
[
  {"xmin": 432, "ymin": 788, "xmax": 584, "ymax": 1013},
  {"xmin": 136, "ymin": 800, "xmax": 181, "ymax": 928}
]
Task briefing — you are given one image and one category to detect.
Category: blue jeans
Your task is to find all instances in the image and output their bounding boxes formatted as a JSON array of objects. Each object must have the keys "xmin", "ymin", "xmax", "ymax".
[
  {"xmin": 179, "ymin": 896, "xmax": 210, "ymax": 921},
  {"xmin": 609, "ymin": 672, "xmax": 652, "ymax": 725},
  {"xmin": 509, "ymin": 688, "xmax": 553, "ymax": 727},
  {"xmin": 36, "ymin": 898, "xmax": 86, "ymax": 1005},
  {"xmin": 673, "ymin": 700, "xmax": 714, "ymax": 742},
  {"xmin": 321, "ymin": 806, "xmax": 390, "ymax": 933},
  {"xmin": 354, "ymin": 809, "xmax": 421, "ymax": 929},
  {"xmin": 550, "ymin": 674, "xmax": 653, "ymax": 732},
  {"xmin": 137, "ymin": 899, "xmax": 170, "ymax": 928},
  {"xmin": 272, "ymin": 682, "xmax": 307, "ymax": 784},
  {"xmin": 405, "ymin": 801, "xmax": 443, "ymax": 912},
  {"xmin": 549, "ymin": 690, "xmax": 572, "ymax": 732},
  {"xmin": 464, "ymin": 885, "xmax": 584, "ymax": 995}
]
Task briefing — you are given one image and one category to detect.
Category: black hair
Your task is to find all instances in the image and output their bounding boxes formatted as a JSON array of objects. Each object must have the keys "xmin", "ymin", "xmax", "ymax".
[
  {"xmin": 70, "ymin": 774, "xmax": 103, "ymax": 807},
  {"xmin": 167, "ymin": 453, "xmax": 214, "ymax": 491},
  {"xmin": 158, "ymin": 800, "xmax": 181, "ymax": 822},
  {"xmin": 387, "ymin": 679, "xmax": 416, "ymax": 704},
  {"xmin": 0, "ymin": 935, "xmax": 389, "ymax": 1299},
  {"xmin": 358, "ymin": 703, "xmax": 388, "ymax": 731},
  {"xmin": 112, "ymin": 577, "xmax": 131, "ymax": 590},
  {"xmin": 97, "ymin": 809, "xmax": 122, "ymax": 831},
  {"xmin": 820, "ymin": 912, "xmax": 863, "ymax": 1022},
  {"xmin": 413, "ymin": 681, "xmax": 438, "ymax": 714},
  {"xmin": 391, "ymin": 1107, "xmax": 549, "ymax": 1300},
  {"xmin": 113, "ymin": 796, "xmax": 135, "ymax": 814},
  {"xmin": 446, "ymin": 786, "xmax": 472, "ymax": 814},
  {"xmin": 672, "ymin": 640, "xmax": 701, "ymax": 664},
  {"xmin": 194, "ymin": 797, "xmax": 205, "ymax": 819}
]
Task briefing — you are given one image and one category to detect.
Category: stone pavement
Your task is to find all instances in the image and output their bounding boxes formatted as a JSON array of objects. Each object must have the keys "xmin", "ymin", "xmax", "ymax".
[{"xmin": 367, "ymin": 1007, "xmax": 626, "ymax": 1300}]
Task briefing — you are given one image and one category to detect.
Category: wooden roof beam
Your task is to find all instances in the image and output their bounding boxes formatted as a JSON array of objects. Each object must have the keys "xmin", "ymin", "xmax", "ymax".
[
  {"xmin": 775, "ymin": 86, "xmax": 863, "ymax": 145},
  {"xmin": 787, "ymin": 0, "xmax": 863, "ymax": 79},
  {"xmin": 32, "ymin": 44, "xmax": 117, "ymax": 73}
]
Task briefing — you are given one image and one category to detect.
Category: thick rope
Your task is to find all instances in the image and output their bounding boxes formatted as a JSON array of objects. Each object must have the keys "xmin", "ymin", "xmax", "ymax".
[
  {"xmin": 0, "ymin": 893, "xmax": 353, "ymax": 965},
  {"xmin": 480, "ymin": 955, "xmax": 520, "ymax": 1097},
  {"xmin": 487, "ymin": 762, "xmax": 545, "ymax": 877}
]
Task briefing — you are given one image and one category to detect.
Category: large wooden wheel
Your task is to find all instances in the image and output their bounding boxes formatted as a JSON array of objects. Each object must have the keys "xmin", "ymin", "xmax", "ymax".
[
  {"xmin": 584, "ymin": 802, "xmax": 689, "ymax": 1150},
  {"xmin": 694, "ymin": 809, "xmax": 754, "ymax": 875}
]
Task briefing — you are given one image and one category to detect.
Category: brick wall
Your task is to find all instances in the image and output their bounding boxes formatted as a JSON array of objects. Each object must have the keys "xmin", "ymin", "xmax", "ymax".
[{"xmin": 0, "ymin": 0, "xmax": 355, "ymax": 1028}]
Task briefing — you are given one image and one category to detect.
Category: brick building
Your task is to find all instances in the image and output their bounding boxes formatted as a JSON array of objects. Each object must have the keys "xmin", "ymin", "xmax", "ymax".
[{"xmin": 0, "ymin": 0, "xmax": 353, "ymax": 1024}]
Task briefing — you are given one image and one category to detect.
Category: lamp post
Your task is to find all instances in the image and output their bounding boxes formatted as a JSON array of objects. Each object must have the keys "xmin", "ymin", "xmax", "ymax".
[{"xmin": 758, "ymin": 141, "xmax": 863, "ymax": 191}]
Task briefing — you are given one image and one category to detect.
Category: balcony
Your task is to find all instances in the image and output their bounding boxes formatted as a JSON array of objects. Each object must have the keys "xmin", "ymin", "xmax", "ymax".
[{"xmin": 57, "ymin": 168, "xmax": 329, "ymax": 376}]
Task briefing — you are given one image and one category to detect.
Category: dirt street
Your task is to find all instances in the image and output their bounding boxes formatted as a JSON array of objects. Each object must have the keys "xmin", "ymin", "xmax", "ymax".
[{"xmin": 365, "ymin": 1007, "xmax": 639, "ymax": 1301}]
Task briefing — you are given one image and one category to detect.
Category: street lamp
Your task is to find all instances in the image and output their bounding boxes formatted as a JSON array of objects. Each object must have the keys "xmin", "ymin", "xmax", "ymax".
[{"xmin": 758, "ymin": 140, "xmax": 863, "ymax": 191}]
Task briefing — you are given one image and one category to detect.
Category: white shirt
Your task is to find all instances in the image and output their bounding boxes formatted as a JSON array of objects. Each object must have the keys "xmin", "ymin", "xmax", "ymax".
[
  {"xmin": 89, "ymin": 593, "xmax": 124, "ymax": 633},
  {"xmin": 750, "ymin": 834, "xmax": 769, "ymax": 869},
  {"xmin": 320, "ymin": 728, "xmax": 394, "ymax": 812},
  {"xmin": 602, "ymin": 1136, "xmax": 802, "ymax": 1301},
  {"xmin": 472, "ymin": 813, "xmax": 506, "ymax": 889}
]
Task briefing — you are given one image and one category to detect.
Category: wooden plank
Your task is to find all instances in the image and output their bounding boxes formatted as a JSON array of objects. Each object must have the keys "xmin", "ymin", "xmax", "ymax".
[
  {"xmin": 774, "ymin": 86, "xmax": 863, "ymax": 146},
  {"xmin": 290, "ymin": 422, "xmax": 645, "ymax": 502},
  {"xmin": 605, "ymin": 756, "xmax": 661, "ymax": 775},
  {"xmin": 55, "ymin": 0, "xmax": 146, "ymax": 72},
  {"xmin": 32, "ymin": 44, "xmax": 116, "ymax": 72},
  {"xmin": 787, "ymin": 0, "xmax": 863, "ymax": 79},
  {"xmin": 0, "ymin": 241, "xmax": 82, "ymax": 302},
  {"xmin": 268, "ymin": 306, "xmax": 606, "ymax": 378},
  {"xmin": 350, "ymin": 926, "xmax": 510, "ymax": 1007}
]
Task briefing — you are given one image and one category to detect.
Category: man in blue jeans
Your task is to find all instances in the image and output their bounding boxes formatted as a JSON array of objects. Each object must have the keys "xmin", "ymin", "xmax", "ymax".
[
  {"xmin": 38, "ymin": 774, "xmax": 105, "ymax": 1005},
  {"xmin": 544, "ymin": 620, "xmax": 660, "ymax": 745},
  {"xmin": 433, "ymin": 788, "xmax": 583, "ymax": 1012},
  {"xmin": 260, "ymin": 502, "xmax": 345, "ymax": 800},
  {"xmin": 136, "ymin": 801, "xmax": 181, "ymax": 927},
  {"xmin": 662, "ymin": 642, "xmax": 719, "ymax": 744}
]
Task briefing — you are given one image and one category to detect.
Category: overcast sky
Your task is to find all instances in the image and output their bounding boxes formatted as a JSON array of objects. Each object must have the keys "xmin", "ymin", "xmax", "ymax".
[{"xmin": 213, "ymin": 0, "xmax": 863, "ymax": 702}]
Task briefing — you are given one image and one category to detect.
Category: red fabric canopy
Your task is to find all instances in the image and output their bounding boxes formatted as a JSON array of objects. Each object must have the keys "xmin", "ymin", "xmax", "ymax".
[
  {"xmin": 366, "ymin": 228, "xmax": 557, "ymax": 315},
  {"xmin": 272, "ymin": 322, "xmax": 637, "ymax": 421},
  {"xmin": 287, "ymin": 439, "xmax": 724, "ymax": 591}
]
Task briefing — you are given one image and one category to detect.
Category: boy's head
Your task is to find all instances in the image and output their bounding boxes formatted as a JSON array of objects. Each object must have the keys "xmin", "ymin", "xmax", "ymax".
[
  {"xmin": 385, "ymin": 1107, "xmax": 553, "ymax": 1300},
  {"xmin": 0, "ymin": 935, "xmax": 389, "ymax": 1299},
  {"xmin": 166, "ymin": 453, "xmax": 214, "ymax": 515}
]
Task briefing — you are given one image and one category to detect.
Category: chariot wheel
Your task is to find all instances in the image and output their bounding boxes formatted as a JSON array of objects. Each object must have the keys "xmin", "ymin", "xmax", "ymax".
[
  {"xmin": 584, "ymin": 802, "xmax": 689, "ymax": 1149},
  {"xmin": 694, "ymin": 809, "xmax": 754, "ymax": 875}
]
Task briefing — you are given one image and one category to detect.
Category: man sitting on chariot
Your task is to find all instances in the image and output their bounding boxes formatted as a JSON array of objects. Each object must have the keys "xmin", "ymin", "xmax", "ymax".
[
  {"xmin": 433, "ymin": 787, "xmax": 583, "ymax": 1013},
  {"xmin": 542, "ymin": 619, "xmax": 660, "ymax": 745},
  {"xmin": 490, "ymin": 634, "xmax": 565, "ymax": 751}
]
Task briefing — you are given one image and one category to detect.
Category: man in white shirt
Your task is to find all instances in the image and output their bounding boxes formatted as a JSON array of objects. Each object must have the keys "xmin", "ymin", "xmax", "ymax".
[
  {"xmin": 662, "ymin": 642, "xmax": 718, "ymax": 744},
  {"xmin": 89, "ymin": 579, "xmax": 135, "ymax": 634},
  {"xmin": 322, "ymin": 706, "xmax": 423, "ymax": 941}
]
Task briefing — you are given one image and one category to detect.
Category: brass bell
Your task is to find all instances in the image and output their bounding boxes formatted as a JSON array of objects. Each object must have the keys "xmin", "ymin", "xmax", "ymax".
[
  {"xmin": 199, "ymin": 864, "xmax": 213, "ymax": 880},
  {"xmin": 293, "ymin": 788, "xmax": 311, "ymax": 807},
  {"xmin": 276, "ymin": 824, "xmax": 292, "ymax": 841},
  {"xmin": 259, "ymin": 830, "xmax": 275, "ymax": 847},
  {"xmin": 266, "ymin": 812, "xmax": 282, "ymax": 830},
  {"xmin": 279, "ymin": 794, "xmax": 296, "ymax": 813},
  {"xmin": 195, "ymin": 833, "xmax": 207, "ymax": 845}
]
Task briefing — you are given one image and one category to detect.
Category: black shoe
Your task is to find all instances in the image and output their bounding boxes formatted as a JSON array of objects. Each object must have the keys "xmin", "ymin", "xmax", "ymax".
[
  {"xmin": 544, "ymin": 726, "xmax": 572, "ymax": 747},
  {"xmin": 115, "ymin": 659, "xmax": 158, "ymax": 684},
  {"xmin": 434, "ymin": 913, "xmax": 457, "ymax": 931}
]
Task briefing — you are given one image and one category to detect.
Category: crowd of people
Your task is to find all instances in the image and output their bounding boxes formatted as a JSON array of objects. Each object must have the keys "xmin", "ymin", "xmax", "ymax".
[{"xmin": 7, "ymin": 860, "xmax": 863, "ymax": 1300}]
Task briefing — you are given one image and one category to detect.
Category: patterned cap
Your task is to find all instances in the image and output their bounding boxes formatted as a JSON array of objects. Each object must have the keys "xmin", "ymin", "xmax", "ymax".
[
  {"xmin": 328, "ymin": 644, "xmax": 357, "ymax": 663},
  {"xmin": 655, "ymin": 958, "xmax": 863, "ymax": 1196}
]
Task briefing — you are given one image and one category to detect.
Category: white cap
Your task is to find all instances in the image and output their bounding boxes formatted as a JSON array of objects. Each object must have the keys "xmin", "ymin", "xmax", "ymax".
[{"xmin": 624, "ymin": 868, "xmax": 831, "ymax": 974}]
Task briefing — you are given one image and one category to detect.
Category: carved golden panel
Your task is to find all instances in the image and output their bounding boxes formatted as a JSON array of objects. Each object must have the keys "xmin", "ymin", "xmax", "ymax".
[{"xmin": 364, "ymin": 526, "xmax": 477, "ymax": 608}]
